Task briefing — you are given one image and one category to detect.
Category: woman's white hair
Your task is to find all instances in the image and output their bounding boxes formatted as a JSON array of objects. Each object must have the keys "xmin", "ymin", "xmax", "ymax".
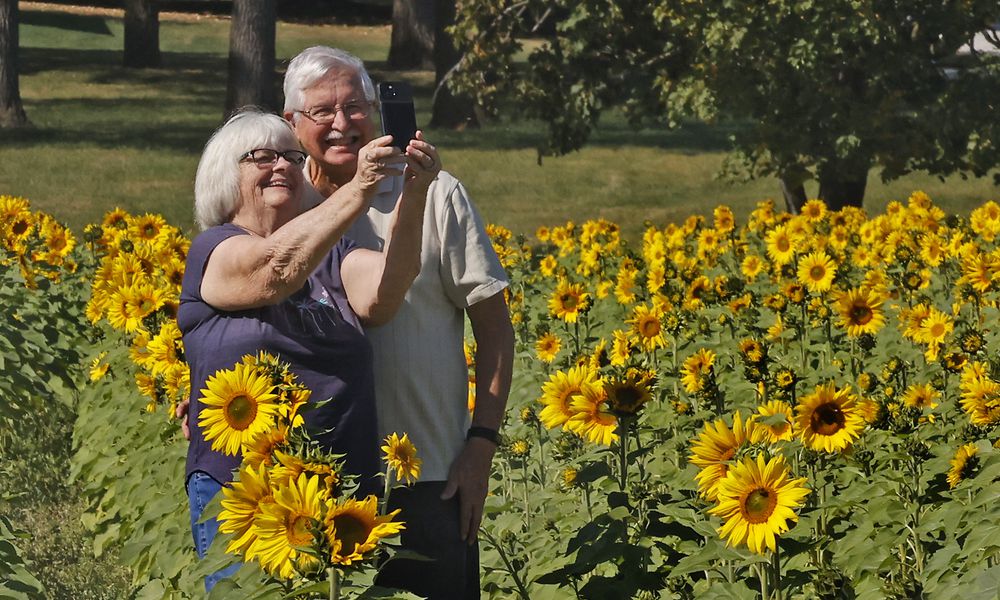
[
  {"xmin": 283, "ymin": 46, "xmax": 376, "ymax": 120},
  {"xmin": 194, "ymin": 108, "xmax": 300, "ymax": 230}
]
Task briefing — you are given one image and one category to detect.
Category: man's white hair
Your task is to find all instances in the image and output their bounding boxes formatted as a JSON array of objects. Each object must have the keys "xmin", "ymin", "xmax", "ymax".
[{"xmin": 283, "ymin": 46, "xmax": 376, "ymax": 120}]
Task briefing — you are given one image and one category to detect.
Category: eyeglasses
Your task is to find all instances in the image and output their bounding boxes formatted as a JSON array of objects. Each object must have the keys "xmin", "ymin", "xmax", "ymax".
[
  {"xmin": 240, "ymin": 148, "xmax": 307, "ymax": 168},
  {"xmin": 296, "ymin": 101, "xmax": 372, "ymax": 124}
]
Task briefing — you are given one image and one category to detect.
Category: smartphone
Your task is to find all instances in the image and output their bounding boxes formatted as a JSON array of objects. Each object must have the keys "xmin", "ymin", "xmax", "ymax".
[{"xmin": 378, "ymin": 81, "xmax": 418, "ymax": 153}]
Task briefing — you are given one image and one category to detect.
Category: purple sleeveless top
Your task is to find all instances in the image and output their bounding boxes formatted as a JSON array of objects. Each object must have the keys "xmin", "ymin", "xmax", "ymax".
[{"xmin": 178, "ymin": 223, "xmax": 380, "ymax": 495}]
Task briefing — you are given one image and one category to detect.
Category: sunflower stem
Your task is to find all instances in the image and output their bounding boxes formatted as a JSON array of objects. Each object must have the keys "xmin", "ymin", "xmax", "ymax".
[
  {"xmin": 756, "ymin": 562, "xmax": 770, "ymax": 600},
  {"xmin": 381, "ymin": 466, "xmax": 393, "ymax": 516},
  {"xmin": 328, "ymin": 567, "xmax": 339, "ymax": 600},
  {"xmin": 535, "ymin": 420, "xmax": 547, "ymax": 488},
  {"xmin": 617, "ymin": 420, "xmax": 629, "ymax": 492},
  {"xmin": 480, "ymin": 528, "xmax": 532, "ymax": 600},
  {"xmin": 772, "ymin": 544, "xmax": 782, "ymax": 600}
]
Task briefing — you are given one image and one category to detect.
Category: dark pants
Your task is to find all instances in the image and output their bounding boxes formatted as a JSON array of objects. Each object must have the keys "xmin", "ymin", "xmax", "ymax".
[
  {"xmin": 187, "ymin": 471, "xmax": 241, "ymax": 592},
  {"xmin": 376, "ymin": 481, "xmax": 481, "ymax": 600}
]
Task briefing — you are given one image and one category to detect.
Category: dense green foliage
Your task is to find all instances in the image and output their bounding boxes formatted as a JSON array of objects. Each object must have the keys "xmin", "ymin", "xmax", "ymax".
[{"xmin": 451, "ymin": 0, "xmax": 1000, "ymax": 202}]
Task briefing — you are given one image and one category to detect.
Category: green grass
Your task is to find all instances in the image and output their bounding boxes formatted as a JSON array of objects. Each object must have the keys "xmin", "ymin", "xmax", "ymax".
[{"xmin": 3, "ymin": 5, "xmax": 999, "ymax": 243}]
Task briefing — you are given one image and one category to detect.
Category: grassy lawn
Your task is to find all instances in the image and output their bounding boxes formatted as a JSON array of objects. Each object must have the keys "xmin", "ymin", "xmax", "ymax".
[{"xmin": 6, "ymin": 4, "xmax": 999, "ymax": 242}]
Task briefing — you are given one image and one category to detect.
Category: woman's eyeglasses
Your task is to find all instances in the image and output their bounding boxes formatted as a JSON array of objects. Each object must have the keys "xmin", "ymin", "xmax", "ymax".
[{"xmin": 240, "ymin": 148, "xmax": 307, "ymax": 168}]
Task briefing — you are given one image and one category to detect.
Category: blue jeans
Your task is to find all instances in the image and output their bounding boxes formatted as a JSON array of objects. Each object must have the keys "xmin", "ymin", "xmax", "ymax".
[
  {"xmin": 187, "ymin": 471, "xmax": 241, "ymax": 592},
  {"xmin": 375, "ymin": 481, "xmax": 481, "ymax": 600}
]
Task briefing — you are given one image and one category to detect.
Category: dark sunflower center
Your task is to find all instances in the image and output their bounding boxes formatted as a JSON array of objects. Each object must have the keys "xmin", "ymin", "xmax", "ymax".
[
  {"xmin": 332, "ymin": 514, "xmax": 370, "ymax": 555},
  {"xmin": 811, "ymin": 402, "xmax": 845, "ymax": 435},
  {"xmin": 12, "ymin": 220, "xmax": 29, "ymax": 236},
  {"xmin": 849, "ymin": 303, "xmax": 873, "ymax": 324},
  {"xmin": 810, "ymin": 265, "xmax": 826, "ymax": 280},
  {"xmin": 777, "ymin": 238, "xmax": 789, "ymax": 252},
  {"xmin": 561, "ymin": 293, "xmax": 578, "ymax": 310},
  {"xmin": 612, "ymin": 386, "xmax": 642, "ymax": 411},
  {"xmin": 743, "ymin": 488, "xmax": 776, "ymax": 523},
  {"xmin": 640, "ymin": 318, "xmax": 660, "ymax": 338},
  {"xmin": 226, "ymin": 394, "xmax": 257, "ymax": 430}
]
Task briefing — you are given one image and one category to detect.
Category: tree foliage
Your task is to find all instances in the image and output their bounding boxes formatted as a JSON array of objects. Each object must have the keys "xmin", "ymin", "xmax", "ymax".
[{"xmin": 450, "ymin": 0, "xmax": 1000, "ymax": 207}]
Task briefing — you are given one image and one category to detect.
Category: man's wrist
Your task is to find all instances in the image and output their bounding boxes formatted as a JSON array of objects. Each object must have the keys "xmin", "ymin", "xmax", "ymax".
[{"xmin": 466, "ymin": 426, "xmax": 499, "ymax": 445}]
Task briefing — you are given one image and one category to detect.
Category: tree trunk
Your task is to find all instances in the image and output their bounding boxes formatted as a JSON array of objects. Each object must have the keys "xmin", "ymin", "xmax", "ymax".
[
  {"xmin": 429, "ymin": 0, "xmax": 478, "ymax": 129},
  {"xmin": 225, "ymin": 0, "xmax": 276, "ymax": 117},
  {"xmin": 818, "ymin": 170, "xmax": 867, "ymax": 211},
  {"xmin": 779, "ymin": 175, "xmax": 807, "ymax": 215},
  {"xmin": 0, "ymin": 0, "xmax": 29, "ymax": 128},
  {"xmin": 388, "ymin": 0, "xmax": 435, "ymax": 70},
  {"xmin": 123, "ymin": 0, "xmax": 160, "ymax": 68}
]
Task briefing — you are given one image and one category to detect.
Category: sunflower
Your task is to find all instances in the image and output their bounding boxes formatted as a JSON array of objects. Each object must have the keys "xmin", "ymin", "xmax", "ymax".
[
  {"xmin": 568, "ymin": 383, "xmax": 619, "ymax": 446},
  {"xmin": 915, "ymin": 308, "xmax": 953, "ymax": 346},
  {"xmin": 253, "ymin": 473, "xmax": 326, "ymax": 579},
  {"xmin": 627, "ymin": 303, "xmax": 667, "ymax": 352},
  {"xmin": 796, "ymin": 383, "xmax": 865, "ymax": 453},
  {"xmin": 834, "ymin": 287, "xmax": 886, "ymax": 337},
  {"xmin": 800, "ymin": 199, "xmax": 827, "ymax": 222},
  {"xmin": 218, "ymin": 462, "xmax": 274, "ymax": 558},
  {"xmin": 243, "ymin": 425, "xmax": 290, "ymax": 470},
  {"xmin": 146, "ymin": 321, "xmax": 183, "ymax": 378},
  {"xmin": 198, "ymin": 361, "xmax": 281, "ymax": 456},
  {"xmin": 947, "ymin": 443, "xmax": 980, "ymax": 489},
  {"xmin": 958, "ymin": 363, "xmax": 1000, "ymax": 426},
  {"xmin": 708, "ymin": 204, "xmax": 733, "ymax": 232},
  {"xmin": 609, "ymin": 329, "xmax": 632, "ymax": 367},
  {"xmin": 680, "ymin": 348, "xmax": 716, "ymax": 394},
  {"xmin": 765, "ymin": 224, "xmax": 797, "ymax": 266},
  {"xmin": 270, "ymin": 450, "xmax": 343, "ymax": 498},
  {"xmin": 548, "ymin": 279, "xmax": 590, "ymax": 323},
  {"xmin": 709, "ymin": 454, "xmax": 810, "ymax": 555},
  {"xmin": 756, "ymin": 400, "xmax": 795, "ymax": 443},
  {"xmin": 901, "ymin": 383, "xmax": 939, "ymax": 410},
  {"xmin": 382, "ymin": 432, "xmax": 422, "ymax": 485},
  {"xmin": 689, "ymin": 411, "xmax": 765, "ymax": 501},
  {"xmin": 604, "ymin": 369, "xmax": 653, "ymax": 417},
  {"xmin": 325, "ymin": 495, "xmax": 405, "ymax": 566},
  {"xmin": 538, "ymin": 366, "xmax": 601, "ymax": 430},
  {"xmin": 535, "ymin": 331, "xmax": 562, "ymax": 363},
  {"xmin": 89, "ymin": 352, "xmax": 110, "ymax": 382},
  {"xmin": 614, "ymin": 267, "xmax": 638, "ymax": 305},
  {"xmin": 796, "ymin": 251, "xmax": 837, "ymax": 293},
  {"xmin": 740, "ymin": 254, "xmax": 764, "ymax": 281}
]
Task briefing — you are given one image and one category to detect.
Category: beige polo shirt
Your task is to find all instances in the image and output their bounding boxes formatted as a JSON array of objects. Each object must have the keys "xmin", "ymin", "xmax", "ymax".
[{"xmin": 306, "ymin": 168, "xmax": 509, "ymax": 481}]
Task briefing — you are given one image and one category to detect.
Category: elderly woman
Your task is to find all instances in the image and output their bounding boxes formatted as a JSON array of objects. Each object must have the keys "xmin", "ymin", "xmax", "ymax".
[{"xmin": 177, "ymin": 108, "xmax": 439, "ymax": 589}]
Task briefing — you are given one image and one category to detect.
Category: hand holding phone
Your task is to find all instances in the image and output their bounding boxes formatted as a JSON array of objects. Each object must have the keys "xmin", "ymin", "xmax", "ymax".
[{"xmin": 378, "ymin": 81, "xmax": 418, "ymax": 153}]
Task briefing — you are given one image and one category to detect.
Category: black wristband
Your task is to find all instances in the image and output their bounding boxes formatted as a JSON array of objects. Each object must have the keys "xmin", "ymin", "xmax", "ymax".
[{"xmin": 466, "ymin": 426, "xmax": 499, "ymax": 445}]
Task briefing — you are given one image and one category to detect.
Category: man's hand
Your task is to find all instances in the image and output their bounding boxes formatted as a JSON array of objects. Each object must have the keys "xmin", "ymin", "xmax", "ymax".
[
  {"xmin": 403, "ymin": 130, "xmax": 440, "ymax": 195},
  {"xmin": 354, "ymin": 135, "xmax": 406, "ymax": 194},
  {"xmin": 175, "ymin": 398, "xmax": 191, "ymax": 440},
  {"xmin": 440, "ymin": 437, "xmax": 497, "ymax": 543}
]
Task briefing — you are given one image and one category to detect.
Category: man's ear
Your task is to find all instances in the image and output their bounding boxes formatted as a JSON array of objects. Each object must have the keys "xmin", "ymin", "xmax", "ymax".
[{"xmin": 283, "ymin": 111, "xmax": 295, "ymax": 124}]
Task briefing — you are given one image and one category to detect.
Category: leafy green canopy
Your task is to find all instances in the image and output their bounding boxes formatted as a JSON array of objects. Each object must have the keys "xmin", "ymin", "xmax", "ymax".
[{"xmin": 451, "ymin": 0, "xmax": 1000, "ymax": 199}]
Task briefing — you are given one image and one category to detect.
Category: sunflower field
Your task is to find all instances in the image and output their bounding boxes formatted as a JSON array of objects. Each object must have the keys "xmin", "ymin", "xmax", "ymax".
[{"xmin": 3, "ymin": 191, "xmax": 1000, "ymax": 599}]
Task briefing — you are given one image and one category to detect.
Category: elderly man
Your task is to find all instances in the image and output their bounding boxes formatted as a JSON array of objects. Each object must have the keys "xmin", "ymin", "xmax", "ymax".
[{"xmin": 282, "ymin": 46, "xmax": 514, "ymax": 600}]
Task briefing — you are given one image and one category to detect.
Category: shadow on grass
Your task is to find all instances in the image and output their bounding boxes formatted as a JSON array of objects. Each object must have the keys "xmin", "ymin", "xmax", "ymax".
[
  {"xmin": 14, "ymin": 47, "xmax": 737, "ymax": 154},
  {"xmin": 21, "ymin": 8, "xmax": 114, "ymax": 35}
]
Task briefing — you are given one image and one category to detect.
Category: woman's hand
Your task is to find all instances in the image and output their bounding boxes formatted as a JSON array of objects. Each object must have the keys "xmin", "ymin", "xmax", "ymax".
[
  {"xmin": 403, "ymin": 130, "xmax": 441, "ymax": 195},
  {"xmin": 354, "ymin": 135, "xmax": 406, "ymax": 194}
]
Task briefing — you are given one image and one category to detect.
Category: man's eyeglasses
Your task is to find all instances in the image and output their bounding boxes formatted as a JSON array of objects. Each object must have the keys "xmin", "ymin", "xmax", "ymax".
[
  {"xmin": 296, "ymin": 101, "xmax": 372, "ymax": 125},
  {"xmin": 240, "ymin": 148, "xmax": 307, "ymax": 168}
]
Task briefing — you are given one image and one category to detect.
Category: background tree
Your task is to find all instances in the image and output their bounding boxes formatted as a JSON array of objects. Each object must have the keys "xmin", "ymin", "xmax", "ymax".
[
  {"xmin": 429, "ymin": 0, "xmax": 477, "ymax": 128},
  {"xmin": 451, "ymin": 0, "xmax": 1000, "ymax": 210},
  {"xmin": 388, "ymin": 0, "xmax": 434, "ymax": 69},
  {"xmin": 225, "ymin": 0, "xmax": 276, "ymax": 116},
  {"xmin": 123, "ymin": 0, "xmax": 160, "ymax": 68},
  {"xmin": 0, "ymin": 0, "xmax": 29, "ymax": 128}
]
